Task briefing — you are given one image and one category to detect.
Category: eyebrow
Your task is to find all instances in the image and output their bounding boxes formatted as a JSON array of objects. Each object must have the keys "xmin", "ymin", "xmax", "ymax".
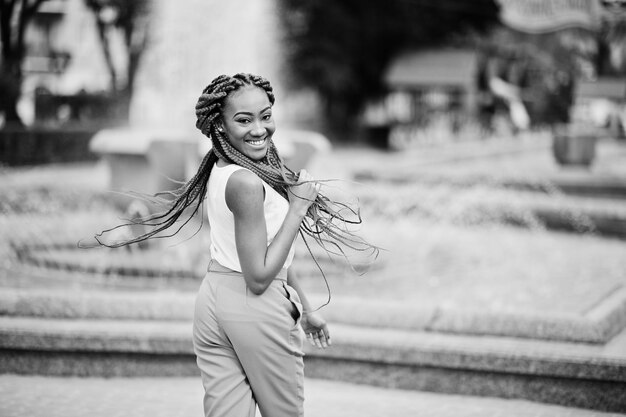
[{"xmin": 233, "ymin": 106, "xmax": 272, "ymax": 118}]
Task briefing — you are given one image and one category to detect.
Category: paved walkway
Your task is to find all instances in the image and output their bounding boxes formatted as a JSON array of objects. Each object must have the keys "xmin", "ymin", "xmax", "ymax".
[{"xmin": 1, "ymin": 374, "xmax": 624, "ymax": 417}]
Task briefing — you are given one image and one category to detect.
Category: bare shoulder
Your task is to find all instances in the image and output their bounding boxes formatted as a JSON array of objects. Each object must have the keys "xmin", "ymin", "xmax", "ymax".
[
  {"xmin": 225, "ymin": 168, "xmax": 264, "ymax": 213},
  {"xmin": 227, "ymin": 168, "xmax": 263, "ymax": 191}
]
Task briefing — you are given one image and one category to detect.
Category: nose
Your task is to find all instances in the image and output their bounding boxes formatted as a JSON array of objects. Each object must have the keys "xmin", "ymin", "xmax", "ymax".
[{"xmin": 250, "ymin": 121, "xmax": 265, "ymax": 137}]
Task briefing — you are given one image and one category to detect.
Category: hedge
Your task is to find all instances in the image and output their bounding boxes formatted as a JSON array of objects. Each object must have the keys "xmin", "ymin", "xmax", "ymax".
[{"xmin": 0, "ymin": 127, "xmax": 101, "ymax": 166}]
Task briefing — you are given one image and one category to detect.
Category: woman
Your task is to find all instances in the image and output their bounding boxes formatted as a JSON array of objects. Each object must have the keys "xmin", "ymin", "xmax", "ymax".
[
  {"xmin": 192, "ymin": 73, "xmax": 330, "ymax": 417},
  {"xmin": 95, "ymin": 73, "xmax": 374, "ymax": 416}
]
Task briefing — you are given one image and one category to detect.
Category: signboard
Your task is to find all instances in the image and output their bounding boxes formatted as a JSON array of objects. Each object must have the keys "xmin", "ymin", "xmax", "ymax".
[{"xmin": 496, "ymin": 0, "xmax": 602, "ymax": 33}]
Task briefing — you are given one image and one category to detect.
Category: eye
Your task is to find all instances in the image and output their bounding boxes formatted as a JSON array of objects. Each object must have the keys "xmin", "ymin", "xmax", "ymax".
[
  {"xmin": 262, "ymin": 112, "xmax": 272, "ymax": 121},
  {"xmin": 235, "ymin": 118, "xmax": 251, "ymax": 124}
]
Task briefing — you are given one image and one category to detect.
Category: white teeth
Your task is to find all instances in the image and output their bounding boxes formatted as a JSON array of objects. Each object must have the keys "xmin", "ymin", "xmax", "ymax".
[{"xmin": 247, "ymin": 139, "xmax": 265, "ymax": 146}]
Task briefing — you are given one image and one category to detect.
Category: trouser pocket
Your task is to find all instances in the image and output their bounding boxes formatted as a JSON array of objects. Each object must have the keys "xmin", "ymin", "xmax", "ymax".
[
  {"xmin": 281, "ymin": 281, "xmax": 303, "ymax": 324},
  {"xmin": 244, "ymin": 280, "xmax": 301, "ymax": 326}
]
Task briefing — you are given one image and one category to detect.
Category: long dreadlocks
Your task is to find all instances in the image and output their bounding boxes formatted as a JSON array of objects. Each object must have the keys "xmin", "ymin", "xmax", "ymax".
[{"xmin": 93, "ymin": 73, "xmax": 377, "ymax": 300}]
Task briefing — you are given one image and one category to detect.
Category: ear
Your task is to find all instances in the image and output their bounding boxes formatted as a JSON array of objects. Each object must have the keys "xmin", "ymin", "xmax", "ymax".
[{"xmin": 216, "ymin": 122, "xmax": 224, "ymax": 132}]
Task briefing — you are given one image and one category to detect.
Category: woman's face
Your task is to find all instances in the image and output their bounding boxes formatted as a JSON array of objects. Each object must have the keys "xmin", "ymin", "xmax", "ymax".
[{"xmin": 220, "ymin": 85, "xmax": 275, "ymax": 161}]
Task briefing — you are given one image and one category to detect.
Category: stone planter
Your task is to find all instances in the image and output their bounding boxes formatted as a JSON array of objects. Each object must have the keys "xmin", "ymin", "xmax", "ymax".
[
  {"xmin": 89, "ymin": 128, "xmax": 201, "ymax": 211},
  {"xmin": 552, "ymin": 125, "xmax": 597, "ymax": 167}
]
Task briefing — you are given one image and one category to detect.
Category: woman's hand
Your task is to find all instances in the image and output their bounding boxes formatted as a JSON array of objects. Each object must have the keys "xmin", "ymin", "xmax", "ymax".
[
  {"xmin": 288, "ymin": 169, "xmax": 320, "ymax": 217},
  {"xmin": 301, "ymin": 311, "xmax": 331, "ymax": 349}
]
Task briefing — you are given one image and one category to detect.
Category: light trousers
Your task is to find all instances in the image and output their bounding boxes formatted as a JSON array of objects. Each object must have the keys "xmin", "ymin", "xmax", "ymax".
[{"xmin": 193, "ymin": 260, "xmax": 305, "ymax": 417}]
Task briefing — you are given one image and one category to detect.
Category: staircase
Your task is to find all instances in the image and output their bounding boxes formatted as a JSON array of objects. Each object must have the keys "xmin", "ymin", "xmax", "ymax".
[{"xmin": 1, "ymin": 285, "xmax": 625, "ymax": 413}]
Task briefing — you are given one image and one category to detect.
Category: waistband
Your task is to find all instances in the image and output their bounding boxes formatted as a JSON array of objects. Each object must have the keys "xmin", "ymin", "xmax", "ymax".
[{"xmin": 207, "ymin": 259, "xmax": 288, "ymax": 281}]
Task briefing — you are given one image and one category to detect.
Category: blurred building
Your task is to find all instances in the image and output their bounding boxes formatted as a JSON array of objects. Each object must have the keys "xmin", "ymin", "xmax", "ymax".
[{"xmin": 362, "ymin": 49, "xmax": 482, "ymax": 148}]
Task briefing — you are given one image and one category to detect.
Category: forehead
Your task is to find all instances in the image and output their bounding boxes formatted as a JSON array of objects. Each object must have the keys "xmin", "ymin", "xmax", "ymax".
[{"xmin": 223, "ymin": 86, "xmax": 270, "ymax": 115}]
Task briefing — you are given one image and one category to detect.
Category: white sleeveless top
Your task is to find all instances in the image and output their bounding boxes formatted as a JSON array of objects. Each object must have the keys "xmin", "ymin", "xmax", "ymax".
[{"xmin": 206, "ymin": 163, "xmax": 295, "ymax": 272}]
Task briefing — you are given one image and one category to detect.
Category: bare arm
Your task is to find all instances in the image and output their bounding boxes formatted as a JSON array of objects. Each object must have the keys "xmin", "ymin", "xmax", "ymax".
[{"xmin": 226, "ymin": 169, "xmax": 318, "ymax": 295}]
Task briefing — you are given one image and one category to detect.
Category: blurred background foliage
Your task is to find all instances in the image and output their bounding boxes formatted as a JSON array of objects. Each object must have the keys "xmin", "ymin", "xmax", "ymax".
[
  {"xmin": 83, "ymin": 0, "xmax": 151, "ymax": 120},
  {"xmin": 1, "ymin": 0, "xmax": 625, "ymax": 148},
  {"xmin": 279, "ymin": 0, "xmax": 500, "ymax": 136}
]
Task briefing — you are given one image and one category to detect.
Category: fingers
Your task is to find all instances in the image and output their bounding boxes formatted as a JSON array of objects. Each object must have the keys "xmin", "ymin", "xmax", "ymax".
[
  {"xmin": 306, "ymin": 331, "xmax": 325, "ymax": 348},
  {"xmin": 290, "ymin": 169, "xmax": 320, "ymax": 208},
  {"xmin": 320, "ymin": 323, "xmax": 330, "ymax": 344},
  {"xmin": 298, "ymin": 169, "xmax": 312, "ymax": 183},
  {"xmin": 298, "ymin": 169, "xmax": 321, "ymax": 190},
  {"xmin": 305, "ymin": 326, "xmax": 331, "ymax": 349}
]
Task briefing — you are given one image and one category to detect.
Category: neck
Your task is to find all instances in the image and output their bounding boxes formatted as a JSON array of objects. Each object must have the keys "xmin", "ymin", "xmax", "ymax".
[{"xmin": 216, "ymin": 158, "xmax": 229, "ymax": 167}]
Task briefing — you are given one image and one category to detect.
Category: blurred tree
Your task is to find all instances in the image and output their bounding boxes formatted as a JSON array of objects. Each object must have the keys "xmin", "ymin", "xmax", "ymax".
[
  {"xmin": 598, "ymin": 2, "xmax": 626, "ymax": 75},
  {"xmin": 83, "ymin": 0, "xmax": 151, "ymax": 121},
  {"xmin": 0, "ymin": 0, "xmax": 46, "ymax": 127},
  {"xmin": 480, "ymin": 3, "xmax": 626, "ymax": 128},
  {"xmin": 280, "ymin": 0, "xmax": 500, "ymax": 136},
  {"xmin": 478, "ymin": 27, "xmax": 585, "ymax": 127},
  {"xmin": 478, "ymin": 1, "xmax": 626, "ymax": 129}
]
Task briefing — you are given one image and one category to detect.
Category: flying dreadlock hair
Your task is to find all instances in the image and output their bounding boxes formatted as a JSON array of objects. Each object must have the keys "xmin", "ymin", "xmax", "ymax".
[{"xmin": 91, "ymin": 73, "xmax": 378, "ymax": 304}]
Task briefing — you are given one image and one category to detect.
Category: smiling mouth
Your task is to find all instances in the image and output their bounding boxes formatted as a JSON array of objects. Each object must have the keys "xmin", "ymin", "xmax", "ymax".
[{"xmin": 246, "ymin": 138, "xmax": 267, "ymax": 147}]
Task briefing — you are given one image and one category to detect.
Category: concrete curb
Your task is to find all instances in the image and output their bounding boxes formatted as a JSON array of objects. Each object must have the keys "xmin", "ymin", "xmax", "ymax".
[
  {"xmin": 353, "ymin": 174, "xmax": 626, "ymax": 239},
  {"xmin": 356, "ymin": 172, "xmax": 626, "ymax": 200},
  {"xmin": 535, "ymin": 208, "xmax": 626, "ymax": 239},
  {"xmin": 0, "ymin": 317, "xmax": 624, "ymax": 381},
  {"xmin": 503, "ymin": 177, "xmax": 626, "ymax": 199},
  {"xmin": 1, "ymin": 286, "xmax": 625, "ymax": 343}
]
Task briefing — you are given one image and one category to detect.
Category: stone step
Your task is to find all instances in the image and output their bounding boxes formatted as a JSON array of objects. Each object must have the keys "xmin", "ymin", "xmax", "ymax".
[
  {"xmin": 0, "ymin": 316, "xmax": 625, "ymax": 412},
  {"xmin": 1, "ymin": 286, "xmax": 625, "ymax": 344}
]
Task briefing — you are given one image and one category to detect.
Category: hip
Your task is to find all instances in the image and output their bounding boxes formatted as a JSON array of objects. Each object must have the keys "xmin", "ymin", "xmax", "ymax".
[{"xmin": 196, "ymin": 260, "xmax": 302, "ymax": 325}]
